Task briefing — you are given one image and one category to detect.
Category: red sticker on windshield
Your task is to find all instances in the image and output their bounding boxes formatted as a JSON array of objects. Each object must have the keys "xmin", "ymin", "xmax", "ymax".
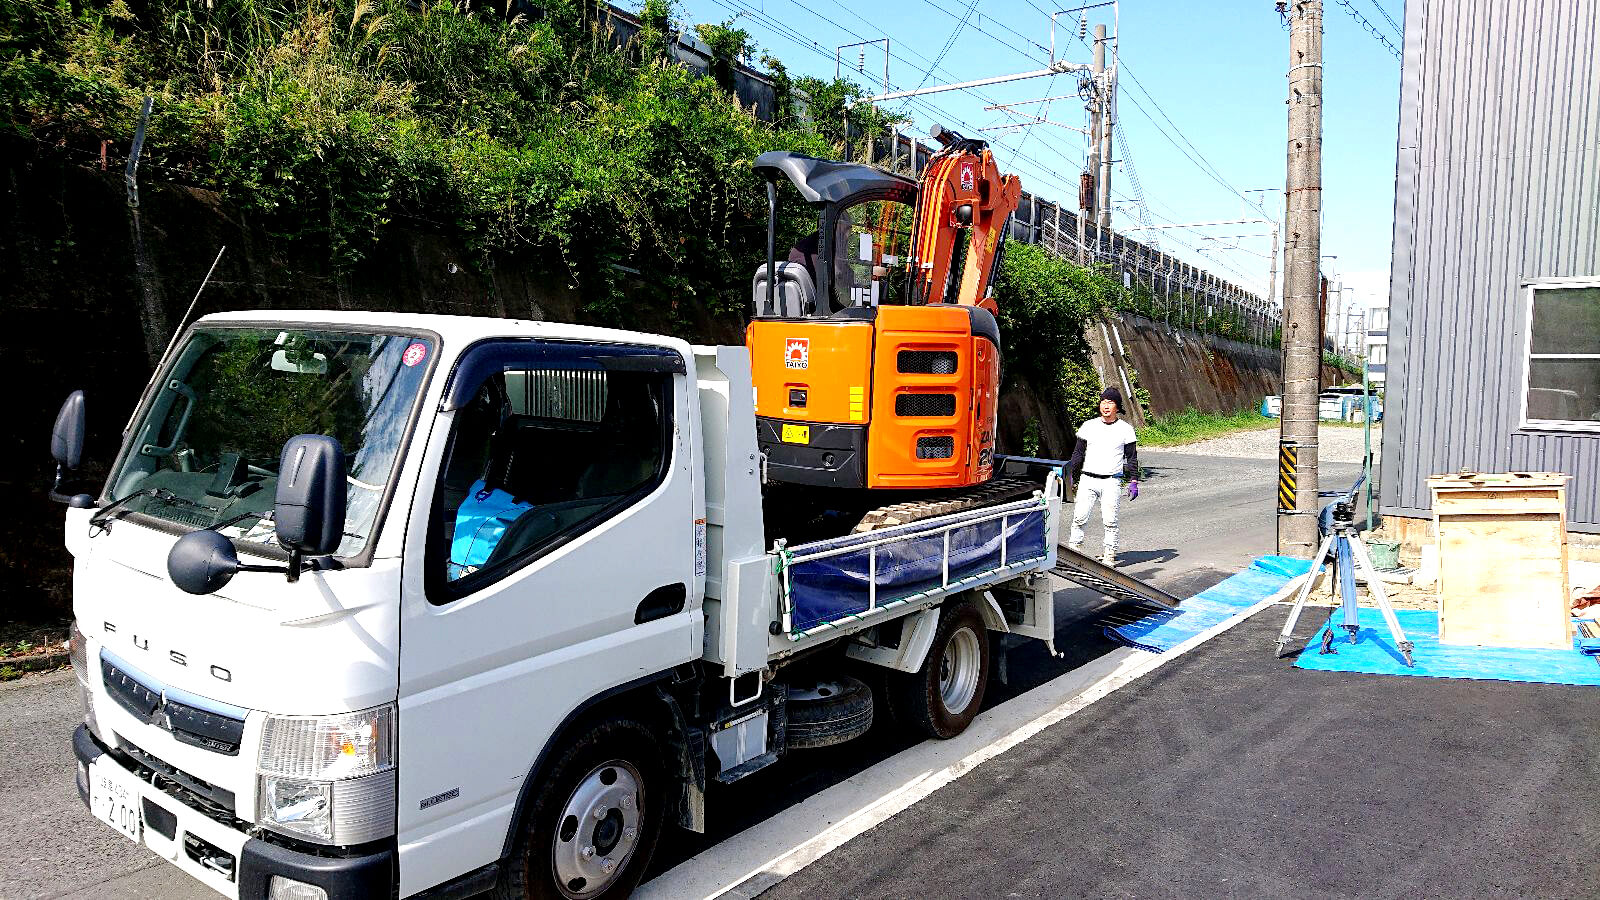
[{"xmin": 403, "ymin": 342, "xmax": 428, "ymax": 367}]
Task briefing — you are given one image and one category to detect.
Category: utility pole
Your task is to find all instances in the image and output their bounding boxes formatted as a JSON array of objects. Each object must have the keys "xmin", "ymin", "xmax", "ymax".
[
  {"xmin": 1085, "ymin": 25, "xmax": 1106, "ymax": 264},
  {"xmin": 1277, "ymin": 0, "xmax": 1323, "ymax": 556},
  {"xmin": 1095, "ymin": 24, "xmax": 1115, "ymax": 232}
]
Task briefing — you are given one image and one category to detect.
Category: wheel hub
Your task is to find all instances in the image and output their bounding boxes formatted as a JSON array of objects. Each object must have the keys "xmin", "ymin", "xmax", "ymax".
[
  {"xmin": 551, "ymin": 761, "xmax": 643, "ymax": 897},
  {"xmin": 938, "ymin": 627, "xmax": 981, "ymax": 714}
]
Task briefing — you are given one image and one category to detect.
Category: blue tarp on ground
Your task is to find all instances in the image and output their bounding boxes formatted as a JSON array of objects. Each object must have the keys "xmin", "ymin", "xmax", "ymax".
[
  {"xmin": 1106, "ymin": 556, "xmax": 1314, "ymax": 653},
  {"xmin": 1294, "ymin": 607, "xmax": 1600, "ymax": 686},
  {"xmin": 785, "ymin": 506, "xmax": 1048, "ymax": 634}
]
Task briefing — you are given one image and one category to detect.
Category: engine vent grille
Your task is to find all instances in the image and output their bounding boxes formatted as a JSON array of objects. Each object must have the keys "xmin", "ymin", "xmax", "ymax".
[
  {"xmin": 897, "ymin": 350, "xmax": 958, "ymax": 375},
  {"xmin": 895, "ymin": 394, "xmax": 958, "ymax": 417},
  {"xmin": 915, "ymin": 436, "xmax": 956, "ymax": 459}
]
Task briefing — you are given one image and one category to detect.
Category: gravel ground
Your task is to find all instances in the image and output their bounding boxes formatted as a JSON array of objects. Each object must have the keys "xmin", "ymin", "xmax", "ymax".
[{"xmin": 1159, "ymin": 423, "xmax": 1380, "ymax": 465}]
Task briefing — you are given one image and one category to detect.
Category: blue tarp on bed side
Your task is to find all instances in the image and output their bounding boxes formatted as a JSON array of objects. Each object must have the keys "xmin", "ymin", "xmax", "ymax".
[
  {"xmin": 1105, "ymin": 556, "xmax": 1313, "ymax": 653},
  {"xmin": 1294, "ymin": 607, "xmax": 1600, "ymax": 686},
  {"xmin": 785, "ymin": 507, "xmax": 1047, "ymax": 633}
]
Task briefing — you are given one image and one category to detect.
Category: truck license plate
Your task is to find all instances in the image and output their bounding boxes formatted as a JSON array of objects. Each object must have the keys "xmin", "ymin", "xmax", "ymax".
[
  {"xmin": 90, "ymin": 759, "xmax": 143, "ymax": 845},
  {"xmin": 781, "ymin": 424, "xmax": 810, "ymax": 444}
]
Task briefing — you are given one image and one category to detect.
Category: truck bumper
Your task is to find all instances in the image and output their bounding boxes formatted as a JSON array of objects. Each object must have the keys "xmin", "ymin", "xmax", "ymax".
[{"xmin": 73, "ymin": 725, "xmax": 394, "ymax": 899}]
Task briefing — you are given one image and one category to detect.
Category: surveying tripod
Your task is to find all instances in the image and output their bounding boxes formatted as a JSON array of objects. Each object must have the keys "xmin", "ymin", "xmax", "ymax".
[{"xmin": 1274, "ymin": 478, "xmax": 1416, "ymax": 667}]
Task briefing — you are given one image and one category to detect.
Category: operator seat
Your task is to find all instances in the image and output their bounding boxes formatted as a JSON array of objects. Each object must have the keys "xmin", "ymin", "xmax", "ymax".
[{"xmin": 751, "ymin": 262, "xmax": 817, "ymax": 318}]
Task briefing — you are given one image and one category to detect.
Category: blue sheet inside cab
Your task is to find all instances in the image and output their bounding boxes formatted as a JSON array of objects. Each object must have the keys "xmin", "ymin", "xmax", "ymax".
[{"xmin": 784, "ymin": 506, "xmax": 1047, "ymax": 634}]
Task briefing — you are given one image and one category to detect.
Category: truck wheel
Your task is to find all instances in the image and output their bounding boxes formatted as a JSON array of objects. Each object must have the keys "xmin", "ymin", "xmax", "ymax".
[
  {"xmin": 496, "ymin": 718, "xmax": 664, "ymax": 900},
  {"xmin": 890, "ymin": 601, "xmax": 990, "ymax": 739},
  {"xmin": 785, "ymin": 676, "xmax": 874, "ymax": 749}
]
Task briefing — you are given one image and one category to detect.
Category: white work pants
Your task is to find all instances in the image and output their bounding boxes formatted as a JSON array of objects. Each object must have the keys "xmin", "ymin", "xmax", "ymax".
[{"xmin": 1070, "ymin": 475, "xmax": 1121, "ymax": 555}]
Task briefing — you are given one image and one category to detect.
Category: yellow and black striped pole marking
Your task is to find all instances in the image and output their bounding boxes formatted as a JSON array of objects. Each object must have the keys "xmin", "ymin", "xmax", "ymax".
[{"xmin": 1278, "ymin": 442, "xmax": 1298, "ymax": 512}]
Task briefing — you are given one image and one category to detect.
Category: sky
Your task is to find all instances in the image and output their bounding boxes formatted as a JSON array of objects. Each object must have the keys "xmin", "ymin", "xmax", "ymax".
[{"xmin": 654, "ymin": 0, "xmax": 1404, "ymax": 334}]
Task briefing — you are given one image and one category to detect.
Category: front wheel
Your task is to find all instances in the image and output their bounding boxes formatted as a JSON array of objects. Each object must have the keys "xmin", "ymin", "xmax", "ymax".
[
  {"xmin": 888, "ymin": 600, "xmax": 991, "ymax": 739},
  {"xmin": 495, "ymin": 717, "xmax": 664, "ymax": 900}
]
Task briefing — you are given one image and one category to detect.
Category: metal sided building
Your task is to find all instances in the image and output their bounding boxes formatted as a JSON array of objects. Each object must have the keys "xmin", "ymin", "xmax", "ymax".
[{"xmin": 1381, "ymin": 0, "xmax": 1600, "ymax": 533}]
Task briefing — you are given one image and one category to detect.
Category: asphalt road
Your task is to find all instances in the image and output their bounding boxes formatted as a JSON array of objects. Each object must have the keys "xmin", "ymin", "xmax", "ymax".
[
  {"xmin": 0, "ymin": 443, "xmax": 1358, "ymax": 899},
  {"xmin": 760, "ymin": 610, "xmax": 1600, "ymax": 900}
]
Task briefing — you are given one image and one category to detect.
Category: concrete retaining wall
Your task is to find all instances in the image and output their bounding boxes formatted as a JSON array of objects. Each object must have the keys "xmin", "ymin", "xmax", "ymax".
[{"xmin": 1090, "ymin": 312, "xmax": 1348, "ymax": 425}]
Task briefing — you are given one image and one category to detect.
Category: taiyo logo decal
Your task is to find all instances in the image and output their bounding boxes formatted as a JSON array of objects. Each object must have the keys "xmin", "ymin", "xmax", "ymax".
[
  {"xmin": 785, "ymin": 338, "xmax": 809, "ymax": 370},
  {"xmin": 960, "ymin": 161, "xmax": 975, "ymax": 192}
]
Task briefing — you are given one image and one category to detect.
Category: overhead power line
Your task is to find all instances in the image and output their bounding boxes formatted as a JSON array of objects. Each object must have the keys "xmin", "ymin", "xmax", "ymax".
[
  {"xmin": 1365, "ymin": 0, "xmax": 1403, "ymax": 41},
  {"xmin": 1333, "ymin": 0, "xmax": 1402, "ymax": 61},
  {"xmin": 912, "ymin": 0, "xmax": 984, "ymax": 95}
]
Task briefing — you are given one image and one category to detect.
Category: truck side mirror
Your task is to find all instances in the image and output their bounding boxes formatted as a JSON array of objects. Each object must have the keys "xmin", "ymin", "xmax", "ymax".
[
  {"xmin": 274, "ymin": 434, "xmax": 346, "ymax": 580},
  {"xmin": 49, "ymin": 391, "xmax": 93, "ymax": 507},
  {"xmin": 51, "ymin": 391, "xmax": 85, "ymax": 470},
  {"xmin": 167, "ymin": 529, "xmax": 241, "ymax": 595}
]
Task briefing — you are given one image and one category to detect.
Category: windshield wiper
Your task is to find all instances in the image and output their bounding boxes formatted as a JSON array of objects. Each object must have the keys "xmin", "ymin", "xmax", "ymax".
[
  {"xmin": 89, "ymin": 488, "xmax": 175, "ymax": 533},
  {"xmin": 212, "ymin": 509, "xmax": 270, "ymax": 532},
  {"xmin": 88, "ymin": 488, "xmax": 205, "ymax": 533}
]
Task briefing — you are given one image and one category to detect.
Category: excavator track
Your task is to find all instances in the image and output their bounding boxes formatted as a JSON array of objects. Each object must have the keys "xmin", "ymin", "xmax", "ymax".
[{"xmin": 851, "ymin": 477, "xmax": 1040, "ymax": 533}]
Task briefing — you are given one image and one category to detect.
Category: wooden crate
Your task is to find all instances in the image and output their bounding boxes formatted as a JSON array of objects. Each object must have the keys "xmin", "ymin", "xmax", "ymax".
[{"xmin": 1427, "ymin": 472, "xmax": 1571, "ymax": 649}]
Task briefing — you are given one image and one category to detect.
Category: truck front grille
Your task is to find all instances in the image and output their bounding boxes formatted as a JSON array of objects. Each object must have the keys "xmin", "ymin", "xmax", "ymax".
[{"xmin": 101, "ymin": 654, "xmax": 244, "ymax": 755}]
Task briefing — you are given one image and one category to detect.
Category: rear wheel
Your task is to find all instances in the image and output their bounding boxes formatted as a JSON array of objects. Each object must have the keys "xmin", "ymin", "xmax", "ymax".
[
  {"xmin": 889, "ymin": 601, "xmax": 990, "ymax": 739},
  {"xmin": 496, "ymin": 718, "xmax": 664, "ymax": 900}
]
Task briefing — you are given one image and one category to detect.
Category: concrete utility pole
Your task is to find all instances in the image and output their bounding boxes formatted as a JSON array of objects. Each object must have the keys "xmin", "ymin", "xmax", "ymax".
[
  {"xmin": 1095, "ymin": 24, "xmax": 1115, "ymax": 232},
  {"xmin": 1086, "ymin": 26, "xmax": 1106, "ymax": 260},
  {"xmin": 1277, "ymin": 0, "xmax": 1323, "ymax": 555}
]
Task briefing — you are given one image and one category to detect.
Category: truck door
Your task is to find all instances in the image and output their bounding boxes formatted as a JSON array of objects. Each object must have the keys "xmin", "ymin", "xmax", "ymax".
[{"xmin": 393, "ymin": 339, "xmax": 700, "ymax": 897}]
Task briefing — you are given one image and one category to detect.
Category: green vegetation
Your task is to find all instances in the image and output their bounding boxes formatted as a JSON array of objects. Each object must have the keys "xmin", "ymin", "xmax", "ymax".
[
  {"xmin": 1323, "ymin": 350, "xmax": 1364, "ymax": 377},
  {"xmin": 1137, "ymin": 407, "xmax": 1277, "ymax": 447},
  {"xmin": 0, "ymin": 0, "xmax": 1263, "ymax": 428},
  {"xmin": 992, "ymin": 241, "xmax": 1119, "ymax": 420},
  {"xmin": 0, "ymin": 0, "xmax": 897, "ymax": 326}
]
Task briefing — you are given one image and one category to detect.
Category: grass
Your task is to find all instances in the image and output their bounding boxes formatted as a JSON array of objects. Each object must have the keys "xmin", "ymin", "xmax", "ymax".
[
  {"xmin": 0, "ymin": 620, "xmax": 71, "ymax": 681},
  {"xmin": 1137, "ymin": 408, "xmax": 1279, "ymax": 447}
]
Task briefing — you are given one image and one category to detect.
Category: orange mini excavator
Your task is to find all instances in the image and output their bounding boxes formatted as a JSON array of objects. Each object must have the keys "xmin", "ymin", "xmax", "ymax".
[{"xmin": 746, "ymin": 125, "xmax": 1022, "ymax": 493}]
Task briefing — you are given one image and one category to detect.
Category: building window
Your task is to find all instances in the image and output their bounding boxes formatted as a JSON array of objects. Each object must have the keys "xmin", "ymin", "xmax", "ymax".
[
  {"xmin": 1367, "ymin": 344, "xmax": 1387, "ymax": 366},
  {"xmin": 1522, "ymin": 281, "xmax": 1600, "ymax": 430}
]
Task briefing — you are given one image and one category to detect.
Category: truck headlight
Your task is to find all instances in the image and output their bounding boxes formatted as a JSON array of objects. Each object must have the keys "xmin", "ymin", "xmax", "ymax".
[
  {"xmin": 256, "ymin": 705, "xmax": 395, "ymax": 845},
  {"xmin": 69, "ymin": 621, "xmax": 101, "ymax": 741}
]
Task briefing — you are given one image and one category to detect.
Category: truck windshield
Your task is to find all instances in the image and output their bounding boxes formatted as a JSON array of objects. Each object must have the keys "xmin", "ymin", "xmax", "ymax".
[{"xmin": 107, "ymin": 326, "xmax": 434, "ymax": 558}]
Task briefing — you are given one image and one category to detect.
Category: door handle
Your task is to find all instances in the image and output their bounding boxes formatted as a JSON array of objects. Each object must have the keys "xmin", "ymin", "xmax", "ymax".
[{"xmin": 635, "ymin": 583, "xmax": 687, "ymax": 624}]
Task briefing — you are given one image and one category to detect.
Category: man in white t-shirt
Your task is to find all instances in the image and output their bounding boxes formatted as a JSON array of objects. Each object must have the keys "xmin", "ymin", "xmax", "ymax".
[{"xmin": 1067, "ymin": 387, "xmax": 1140, "ymax": 565}]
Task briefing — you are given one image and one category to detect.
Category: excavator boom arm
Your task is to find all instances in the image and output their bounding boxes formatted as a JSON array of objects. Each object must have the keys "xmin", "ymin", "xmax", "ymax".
[{"xmin": 909, "ymin": 136, "xmax": 1022, "ymax": 312}]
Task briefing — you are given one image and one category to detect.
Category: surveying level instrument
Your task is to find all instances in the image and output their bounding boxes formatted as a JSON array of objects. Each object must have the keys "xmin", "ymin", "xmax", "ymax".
[{"xmin": 1274, "ymin": 476, "xmax": 1416, "ymax": 666}]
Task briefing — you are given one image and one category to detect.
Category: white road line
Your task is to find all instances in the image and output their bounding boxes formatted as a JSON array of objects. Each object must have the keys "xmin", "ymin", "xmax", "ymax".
[{"xmin": 637, "ymin": 574, "xmax": 1308, "ymax": 900}]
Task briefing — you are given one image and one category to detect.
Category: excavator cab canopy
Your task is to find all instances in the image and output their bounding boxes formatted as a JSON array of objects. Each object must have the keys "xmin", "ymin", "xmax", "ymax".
[{"xmin": 753, "ymin": 151, "xmax": 918, "ymax": 318}]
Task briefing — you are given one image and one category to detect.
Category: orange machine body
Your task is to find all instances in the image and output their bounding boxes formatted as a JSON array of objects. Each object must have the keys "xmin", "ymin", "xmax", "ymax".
[
  {"xmin": 748, "ymin": 134, "xmax": 1017, "ymax": 491},
  {"xmin": 747, "ymin": 305, "xmax": 1000, "ymax": 490}
]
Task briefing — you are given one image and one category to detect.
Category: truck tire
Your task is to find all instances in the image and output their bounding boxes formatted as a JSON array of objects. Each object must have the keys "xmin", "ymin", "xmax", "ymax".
[
  {"xmin": 889, "ymin": 601, "xmax": 990, "ymax": 739},
  {"xmin": 785, "ymin": 676, "xmax": 874, "ymax": 749},
  {"xmin": 495, "ymin": 717, "xmax": 664, "ymax": 900}
]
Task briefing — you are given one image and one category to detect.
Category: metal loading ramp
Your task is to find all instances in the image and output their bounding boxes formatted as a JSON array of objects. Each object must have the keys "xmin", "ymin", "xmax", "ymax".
[{"xmin": 1050, "ymin": 544, "xmax": 1183, "ymax": 614}]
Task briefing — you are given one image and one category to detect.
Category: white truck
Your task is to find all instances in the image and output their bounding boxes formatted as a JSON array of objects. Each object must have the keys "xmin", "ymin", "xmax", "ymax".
[{"xmin": 52, "ymin": 311, "xmax": 1067, "ymax": 900}]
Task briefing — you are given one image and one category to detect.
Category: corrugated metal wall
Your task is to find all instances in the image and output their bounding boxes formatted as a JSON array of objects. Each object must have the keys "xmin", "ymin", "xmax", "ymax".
[{"xmin": 1382, "ymin": 0, "xmax": 1600, "ymax": 531}]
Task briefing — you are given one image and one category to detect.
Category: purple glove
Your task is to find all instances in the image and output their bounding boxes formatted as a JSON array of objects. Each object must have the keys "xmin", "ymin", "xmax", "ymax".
[{"xmin": 1127, "ymin": 481, "xmax": 1139, "ymax": 500}]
